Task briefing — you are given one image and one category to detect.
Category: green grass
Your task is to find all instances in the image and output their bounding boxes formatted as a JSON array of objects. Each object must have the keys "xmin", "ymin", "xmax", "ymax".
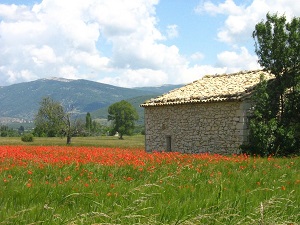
[
  {"xmin": 0, "ymin": 135, "xmax": 145, "ymax": 148},
  {"xmin": 0, "ymin": 145, "xmax": 299, "ymax": 224}
]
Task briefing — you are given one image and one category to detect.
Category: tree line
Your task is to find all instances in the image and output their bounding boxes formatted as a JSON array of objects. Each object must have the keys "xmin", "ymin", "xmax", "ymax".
[
  {"xmin": 33, "ymin": 97, "xmax": 139, "ymax": 144},
  {"xmin": 0, "ymin": 97, "xmax": 142, "ymax": 143},
  {"xmin": 0, "ymin": 125, "xmax": 24, "ymax": 137}
]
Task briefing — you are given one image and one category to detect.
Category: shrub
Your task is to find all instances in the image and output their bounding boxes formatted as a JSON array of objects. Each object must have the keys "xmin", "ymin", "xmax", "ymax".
[{"xmin": 21, "ymin": 133, "xmax": 34, "ymax": 142}]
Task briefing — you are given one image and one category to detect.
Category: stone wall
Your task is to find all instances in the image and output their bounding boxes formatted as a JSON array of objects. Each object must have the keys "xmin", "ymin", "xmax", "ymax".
[{"xmin": 144, "ymin": 101, "xmax": 251, "ymax": 154}]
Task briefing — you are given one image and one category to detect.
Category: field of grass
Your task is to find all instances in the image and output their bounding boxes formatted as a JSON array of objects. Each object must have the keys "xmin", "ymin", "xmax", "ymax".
[
  {"xmin": 0, "ymin": 135, "xmax": 145, "ymax": 148},
  {"xmin": 0, "ymin": 143, "xmax": 299, "ymax": 225}
]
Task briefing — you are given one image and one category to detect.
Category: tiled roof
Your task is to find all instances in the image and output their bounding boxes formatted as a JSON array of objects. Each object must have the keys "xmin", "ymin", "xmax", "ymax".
[{"xmin": 141, "ymin": 70, "xmax": 274, "ymax": 107}]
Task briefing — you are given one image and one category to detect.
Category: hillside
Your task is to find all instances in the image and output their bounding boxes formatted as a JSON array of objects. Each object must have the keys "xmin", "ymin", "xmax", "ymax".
[
  {"xmin": 0, "ymin": 78, "xmax": 183, "ymax": 125},
  {"xmin": 0, "ymin": 78, "xmax": 155, "ymax": 121}
]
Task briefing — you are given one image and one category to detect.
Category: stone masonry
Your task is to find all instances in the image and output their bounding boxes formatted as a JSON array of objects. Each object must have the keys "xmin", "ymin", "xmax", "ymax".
[
  {"xmin": 141, "ymin": 70, "xmax": 275, "ymax": 154},
  {"xmin": 144, "ymin": 100, "xmax": 251, "ymax": 154}
]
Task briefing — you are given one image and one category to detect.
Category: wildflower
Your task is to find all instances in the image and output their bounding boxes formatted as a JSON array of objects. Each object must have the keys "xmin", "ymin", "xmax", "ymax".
[
  {"xmin": 64, "ymin": 176, "xmax": 71, "ymax": 182},
  {"xmin": 281, "ymin": 186, "xmax": 286, "ymax": 191},
  {"xmin": 239, "ymin": 165, "xmax": 246, "ymax": 170},
  {"xmin": 27, "ymin": 170, "xmax": 33, "ymax": 175},
  {"xmin": 196, "ymin": 168, "xmax": 202, "ymax": 173}
]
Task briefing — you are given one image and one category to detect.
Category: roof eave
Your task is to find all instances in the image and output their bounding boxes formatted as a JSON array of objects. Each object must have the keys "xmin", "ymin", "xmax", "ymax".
[{"xmin": 140, "ymin": 97, "xmax": 244, "ymax": 107}]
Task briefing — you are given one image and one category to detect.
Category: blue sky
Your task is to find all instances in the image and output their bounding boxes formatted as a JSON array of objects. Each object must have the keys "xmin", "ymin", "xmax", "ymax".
[
  {"xmin": 0, "ymin": 0, "xmax": 299, "ymax": 87},
  {"xmin": 157, "ymin": 0, "xmax": 229, "ymax": 62}
]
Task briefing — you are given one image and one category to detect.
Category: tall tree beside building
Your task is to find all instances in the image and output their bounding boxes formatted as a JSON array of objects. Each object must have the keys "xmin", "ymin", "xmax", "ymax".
[{"xmin": 249, "ymin": 13, "xmax": 300, "ymax": 156}]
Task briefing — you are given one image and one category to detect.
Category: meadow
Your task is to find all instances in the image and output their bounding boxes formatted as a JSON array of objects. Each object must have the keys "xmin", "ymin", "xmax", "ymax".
[
  {"xmin": 0, "ymin": 137, "xmax": 299, "ymax": 224},
  {"xmin": 0, "ymin": 135, "xmax": 145, "ymax": 148}
]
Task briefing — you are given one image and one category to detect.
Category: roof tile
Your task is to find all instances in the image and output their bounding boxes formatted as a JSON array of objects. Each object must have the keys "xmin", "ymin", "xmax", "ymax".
[{"xmin": 141, "ymin": 70, "xmax": 274, "ymax": 107}]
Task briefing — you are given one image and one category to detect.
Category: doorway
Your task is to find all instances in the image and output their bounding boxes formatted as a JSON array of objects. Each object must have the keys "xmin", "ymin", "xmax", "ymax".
[{"xmin": 166, "ymin": 135, "xmax": 172, "ymax": 152}]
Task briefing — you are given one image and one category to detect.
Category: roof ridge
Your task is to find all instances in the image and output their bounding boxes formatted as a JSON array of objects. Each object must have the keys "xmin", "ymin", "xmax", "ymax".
[{"xmin": 203, "ymin": 69, "xmax": 263, "ymax": 79}]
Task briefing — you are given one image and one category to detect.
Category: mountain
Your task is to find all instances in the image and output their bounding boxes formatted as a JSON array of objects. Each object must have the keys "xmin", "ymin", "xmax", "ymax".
[{"xmin": 0, "ymin": 78, "xmax": 183, "ymax": 125}]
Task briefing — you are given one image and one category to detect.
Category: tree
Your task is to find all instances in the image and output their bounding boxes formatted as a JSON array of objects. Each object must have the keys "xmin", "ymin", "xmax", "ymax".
[
  {"xmin": 34, "ymin": 97, "xmax": 84, "ymax": 144},
  {"xmin": 246, "ymin": 74, "xmax": 278, "ymax": 156},
  {"xmin": 85, "ymin": 112, "xmax": 92, "ymax": 136},
  {"xmin": 0, "ymin": 125, "xmax": 9, "ymax": 137},
  {"xmin": 34, "ymin": 97, "xmax": 65, "ymax": 137},
  {"xmin": 249, "ymin": 13, "xmax": 300, "ymax": 155},
  {"xmin": 108, "ymin": 100, "xmax": 139, "ymax": 139},
  {"xmin": 62, "ymin": 113, "xmax": 85, "ymax": 144},
  {"xmin": 18, "ymin": 126, "xmax": 25, "ymax": 135}
]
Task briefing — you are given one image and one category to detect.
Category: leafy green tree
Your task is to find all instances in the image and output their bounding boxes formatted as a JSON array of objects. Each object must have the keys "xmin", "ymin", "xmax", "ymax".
[
  {"xmin": 92, "ymin": 120, "xmax": 97, "ymax": 133},
  {"xmin": 18, "ymin": 126, "xmax": 25, "ymax": 135},
  {"xmin": 85, "ymin": 112, "xmax": 92, "ymax": 136},
  {"xmin": 108, "ymin": 100, "xmax": 139, "ymax": 139},
  {"xmin": 249, "ymin": 13, "xmax": 300, "ymax": 155},
  {"xmin": 34, "ymin": 97, "xmax": 65, "ymax": 137},
  {"xmin": 34, "ymin": 97, "xmax": 85, "ymax": 144},
  {"xmin": 0, "ymin": 125, "xmax": 9, "ymax": 137},
  {"xmin": 246, "ymin": 75, "xmax": 278, "ymax": 155}
]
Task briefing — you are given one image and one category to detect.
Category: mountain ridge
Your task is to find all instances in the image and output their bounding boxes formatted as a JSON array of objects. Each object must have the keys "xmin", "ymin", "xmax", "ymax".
[{"xmin": 0, "ymin": 78, "xmax": 183, "ymax": 124}]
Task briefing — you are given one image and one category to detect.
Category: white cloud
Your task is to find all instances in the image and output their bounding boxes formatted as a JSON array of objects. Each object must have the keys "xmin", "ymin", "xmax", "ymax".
[
  {"xmin": 217, "ymin": 47, "xmax": 260, "ymax": 72},
  {"xmin": 0, "ymin": 4, "xmax": 35, "ymax": 21},
  {"xmin": 1, "ymin": 0, "xmax": 298, "ymax": 88},
  {"xmin": 0, "ymin": 68, "xmax": 38, "ymax": 85},
  {"xmin": 1, "ymin": 0, "xmax": 184, "ymax": 87},
  {"xmin": 166, "ymin": 24, "xmax": 179, "ymax": 39},
  {"xmin": 29, "ymin": 45, "xmax": 58, "ymax": 66},
  {"xmin": 99, "ymin": 69, "xmax": 168, "ymax": 87},
  {"xmin": 195, "ymin": 0, "xmax": 243, "ymax": 15},
  {"xmin": 59, "ymin": 66, "xmax": 78, "ymax": 79},
  {"xmin": 196, "ymin": 0, "xmax": 300, "ymax": 45},
  {"xmin": 71, "ymin": 51, "xmax": 110, "ymax": 71},
  {"xmin": 174, "ymin": 65, "xmax": 227, "ymax": 85},
  {"xmin": 190, "ymin": 52, "xmax": 205, "ymax": 61}
]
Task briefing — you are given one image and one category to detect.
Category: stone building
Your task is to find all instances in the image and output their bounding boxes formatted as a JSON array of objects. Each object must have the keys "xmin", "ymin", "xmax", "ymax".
[{"xmin": 141, "ymin": 70, "xmax": 274, "ymax": 154}]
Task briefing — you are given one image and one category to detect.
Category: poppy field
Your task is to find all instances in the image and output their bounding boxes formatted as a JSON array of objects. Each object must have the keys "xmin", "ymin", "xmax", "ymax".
[{"xmin": 1, "ymin": 145, "xmax": 299, "ymax": 224}]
